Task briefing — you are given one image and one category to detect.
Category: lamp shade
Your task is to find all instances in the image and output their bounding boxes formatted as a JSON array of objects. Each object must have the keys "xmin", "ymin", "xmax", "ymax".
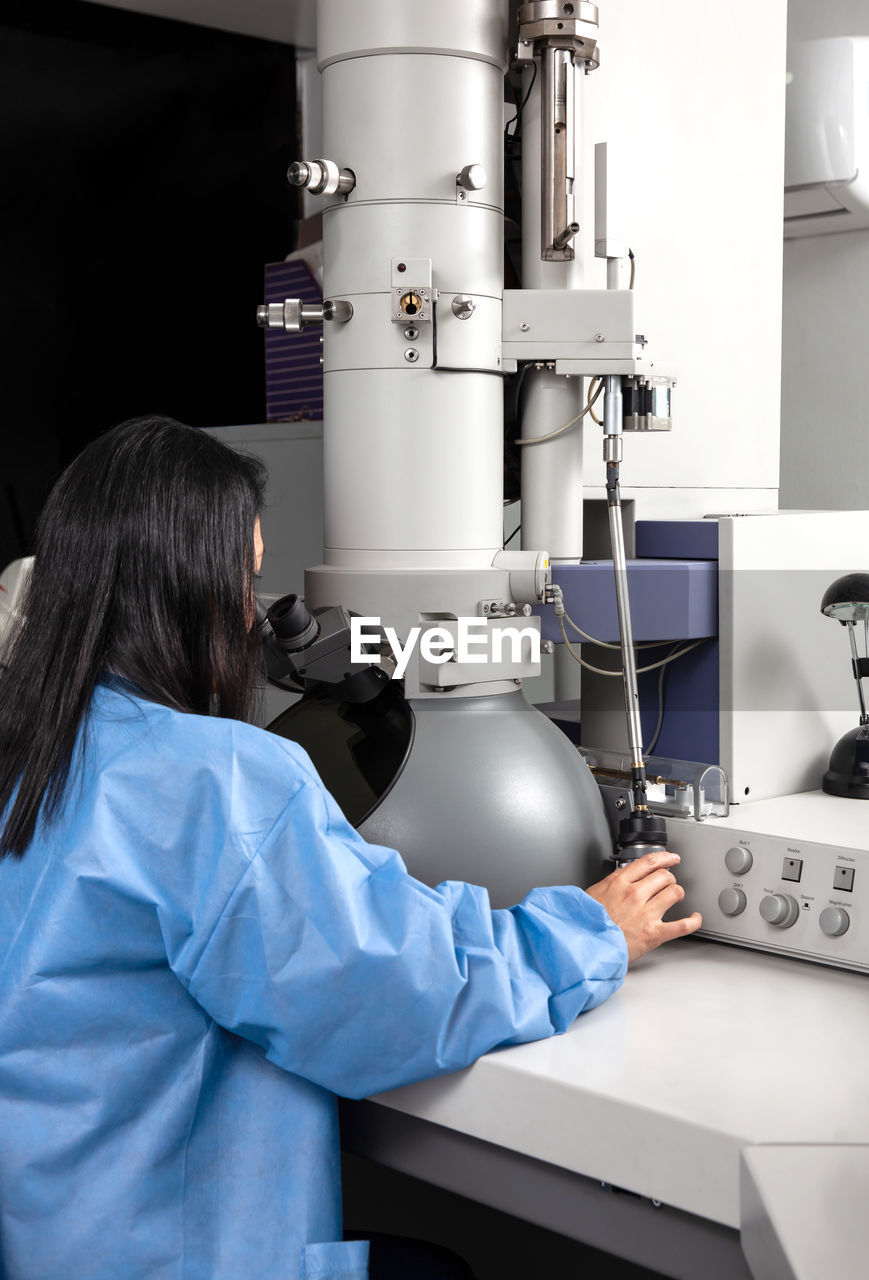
[{"xmin": 820, "ymin": 572, "xmax": 869, "ymax": 622}]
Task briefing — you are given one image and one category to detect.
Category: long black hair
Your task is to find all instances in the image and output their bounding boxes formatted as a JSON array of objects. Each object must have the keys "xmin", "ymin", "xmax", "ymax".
[{"xmin": 0, "ymin": 416, "xmax": 267, "ymax": 858}]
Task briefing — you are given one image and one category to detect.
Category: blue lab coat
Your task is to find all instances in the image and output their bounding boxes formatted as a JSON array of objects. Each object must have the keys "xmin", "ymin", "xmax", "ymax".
[{"xmin": 0, "ymin": 681, "xmax": 627, "ymax": 1280}]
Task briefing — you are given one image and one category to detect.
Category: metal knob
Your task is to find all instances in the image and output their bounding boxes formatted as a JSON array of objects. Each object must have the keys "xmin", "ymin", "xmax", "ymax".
[
  {"xmin": 287, "ymin": 159, "xmax": 356, "ymax": 197},
  {"xmin": 718, "ymin": 887, "xmax": 747, "ymax": 918},
  {"xmin": 724, "ymin": 846, "xmax": 753, "ymax": 875},
  {"xmin": 457, "ymin": 163, "xmax": 487, "ymax": 191},
  {"xmin": 256, "ymin": 303, "xmax": 280, "ymax": 328},
  {"xmin": 759, "ymin": 893, "xmax": 800, "ymax": 929},
  {"xmin": 451, "ymin": 295, "xmax": 477, "ymax": 320},
  {"xmin": 819, "ymin": 906, "xmax": 850, "ymax": 937}
]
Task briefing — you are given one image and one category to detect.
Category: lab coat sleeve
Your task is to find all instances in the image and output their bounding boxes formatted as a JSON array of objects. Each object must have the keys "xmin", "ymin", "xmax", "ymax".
[{"xmin": 171, "ymin": 739, "xmax": 628, "ymax": 1100}]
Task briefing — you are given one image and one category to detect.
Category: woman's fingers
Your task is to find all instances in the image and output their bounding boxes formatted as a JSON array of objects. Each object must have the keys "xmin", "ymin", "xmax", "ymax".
[
  {"xmin": 657, "ymin": 911, "xmax": 703, "ymax": 943},
  {"xmin": 618, "ymin": 850, "xmax": 681, "ymax": 882}
]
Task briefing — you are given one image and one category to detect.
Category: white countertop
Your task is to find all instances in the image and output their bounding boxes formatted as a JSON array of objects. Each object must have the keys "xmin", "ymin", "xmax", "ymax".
[
  {"xmin": 371, "ymin": 939, "xmax": 869, "ymax": 1229},
  {"xmin": 707, "ymin": 790, "xmax": 868, "ymax": 848},
  {"xmin": 741, "ymin": 1145, "xmax": 869, "ymax": 1280}
]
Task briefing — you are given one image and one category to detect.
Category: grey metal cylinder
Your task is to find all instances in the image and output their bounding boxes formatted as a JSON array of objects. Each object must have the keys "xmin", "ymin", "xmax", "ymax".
[
  {"xmin": 519, "ymin": 56, "xmax": 586, "ymax": 569},
  {"xmin": 318, "ymin": 0, "xmax": 508, "ymax": 71},
  {"xmin": 316, "ymin": 0, "xmax": 508, "ymax": 572},
  {"xmin": 520, "ymin": 368, "xmax": 584, "ymax": 558}
]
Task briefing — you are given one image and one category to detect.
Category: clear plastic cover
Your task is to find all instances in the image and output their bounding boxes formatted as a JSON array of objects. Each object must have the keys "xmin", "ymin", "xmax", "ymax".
[{"xmin": 578, "ymin": 746, "xmax": 729, "ymax": 821}]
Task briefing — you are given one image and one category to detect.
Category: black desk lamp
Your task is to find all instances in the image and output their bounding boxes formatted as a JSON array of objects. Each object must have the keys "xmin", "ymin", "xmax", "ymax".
[{"xmin": 821, "ymin": 572, "xmax": 869, "ymax": 799}]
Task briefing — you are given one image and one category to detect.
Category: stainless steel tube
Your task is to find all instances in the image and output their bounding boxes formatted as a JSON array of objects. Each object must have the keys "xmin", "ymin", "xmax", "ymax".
[
  {"xmin": 540, "ymin": 45, "xmax": 577, "ymax": 259},
  {"xmin": 605, "ymin": 379, "xmax": 645, "ymax": 768}
]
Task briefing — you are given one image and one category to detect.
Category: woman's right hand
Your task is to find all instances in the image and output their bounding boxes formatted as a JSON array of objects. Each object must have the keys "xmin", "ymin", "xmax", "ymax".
[{"xmin": 584, "ymin": 850, "xmax": 702, "ymax": 964}]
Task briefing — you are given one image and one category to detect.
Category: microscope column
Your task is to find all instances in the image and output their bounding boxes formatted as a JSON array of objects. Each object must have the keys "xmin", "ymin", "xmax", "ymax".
[{"xmin": 312, "ymin": 0, "xmax": 507, "ymax": 599}]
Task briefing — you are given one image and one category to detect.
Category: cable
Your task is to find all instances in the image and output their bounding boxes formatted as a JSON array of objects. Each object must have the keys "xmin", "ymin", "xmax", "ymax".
[
  {"xmin": 557, "ymin": 615, "xmax": 705, "ymax": 676},
  {"xmin": 587, "ymin": 376, "xmax": 603, "ymax": 426},
  {"xmin": 562, "ymin": 609, "xmax": 672, "ymax": 652},
  {"xmin": 629, "ymin": 247, "xmax": 636, "ymax": 290},
  {"xmin": 644, "ymin": 642, "xmax": 682, "ymax": 755},
  {"xmin": 515, "ymin": 377, "xmax": 604, "ymax": 447},
  {"xmin": 504, "ymin": 61, "xmax": 537, "ymax": 140},
  {"xmin": 509, "ymin": 362, "xmax": 531, "ymax": 423}
]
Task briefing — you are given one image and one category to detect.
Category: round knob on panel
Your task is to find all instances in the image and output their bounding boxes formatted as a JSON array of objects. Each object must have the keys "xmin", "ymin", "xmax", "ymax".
[
  {"xmin": 759, "ymin": 893, "xmax": 800, "ymax": 929},
  {"xmin": 718, "ymin": 887, "xmax": 747, "ymax": 917},
  {"xmin": 724, "ymin": 846, "xmax": 753, "ymax": 875},
  {"xmin": 457, "ymin": 163, "xmax": 487, "ymax": 191},
  {"xmin": 819, "ymin": 906, "xmax": 850, "ymax": 937}
]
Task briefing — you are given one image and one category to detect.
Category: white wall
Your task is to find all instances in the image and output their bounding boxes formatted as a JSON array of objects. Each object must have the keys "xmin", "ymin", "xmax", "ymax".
[
  {"xmin": 781, "ymin": 0, "xmax": 869, "ymax": 510},
  {"xmin": 573, "ymin": 0, "xmax": 787, "ymax": 515}
]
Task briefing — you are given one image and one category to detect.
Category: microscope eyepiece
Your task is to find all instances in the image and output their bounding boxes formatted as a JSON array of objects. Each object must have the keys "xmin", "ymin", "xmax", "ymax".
[{"xmin": 267, "ymin": 594, "xmax": 319, "ymax": 652}]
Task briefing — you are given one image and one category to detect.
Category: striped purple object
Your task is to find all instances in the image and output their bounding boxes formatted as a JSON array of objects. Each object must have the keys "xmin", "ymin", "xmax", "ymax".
[{"xmin": 264, "ymin": 259, "xmax": 324, "ymax": 421}]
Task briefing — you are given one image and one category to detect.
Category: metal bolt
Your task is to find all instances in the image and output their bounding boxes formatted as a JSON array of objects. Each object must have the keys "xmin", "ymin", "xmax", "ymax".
[
  {"xmin": 542, "ymin": 640, "xmax": 555, "ymax": 655},
  {"xmin": 520, "ymin": 322, "xmax": 530, "ymax": 332},
  {"xmin": 482, "ymin": 604, "xmax": 490, "ymax": 613},
  {"xmin": 615, "ymin": 797, "xmax": 627, "ymax": 810},
  {"xmin": 404, "ymin": 326, "xmax": 419, "ymax": 341},
  {"xmin": 594, "ymin": 333, "xmax": 605, "ymax": 343},
  {"xmin": 514, "ymin": 679, "xmax": 522, "ymax": 686},
  {"xmin": 404, "ymin": 348, "xmax": 420, "ymax": 363},
  {"xmin": 451, "ymin": 295, "xmax": 477, "ymax": 320}
]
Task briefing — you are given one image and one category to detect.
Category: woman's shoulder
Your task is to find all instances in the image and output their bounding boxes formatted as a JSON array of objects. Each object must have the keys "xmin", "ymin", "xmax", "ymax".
[{"xmin": 90, "ymin": 681, "xmax": 318, "ymax": 790}]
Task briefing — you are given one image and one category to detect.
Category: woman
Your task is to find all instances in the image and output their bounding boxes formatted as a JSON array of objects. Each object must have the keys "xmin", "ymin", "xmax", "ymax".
[{"xmin": 0, "ymin": 417, "xmax": 700, "ymax": 1280}]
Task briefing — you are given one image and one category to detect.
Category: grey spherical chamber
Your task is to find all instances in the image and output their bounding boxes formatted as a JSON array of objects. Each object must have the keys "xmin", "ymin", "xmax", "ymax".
[{"xmin": 361, "ymin": 691, "xmax": 615, "ymax": 908}]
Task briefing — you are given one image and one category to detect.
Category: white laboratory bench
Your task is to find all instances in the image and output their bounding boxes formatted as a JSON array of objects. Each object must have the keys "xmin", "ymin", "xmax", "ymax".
[
  {"xmin": 742, "ymin": 1145, "xmax": 869, "ymax": 1280},
  {"xmin": 340, "ymin": 938, "xmax": 869, "ymax": 1280}
]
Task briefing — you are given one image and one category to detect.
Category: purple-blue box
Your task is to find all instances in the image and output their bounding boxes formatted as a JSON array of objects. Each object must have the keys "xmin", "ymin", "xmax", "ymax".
[{"xmin": 264, "ymin": 259, "xmax": 323, "ymax": 422}]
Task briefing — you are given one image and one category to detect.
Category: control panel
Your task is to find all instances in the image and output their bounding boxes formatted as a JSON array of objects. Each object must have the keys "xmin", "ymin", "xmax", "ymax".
[{"xmin": 668, "ymin": 793, "xmax": 867, "ymax": 973}]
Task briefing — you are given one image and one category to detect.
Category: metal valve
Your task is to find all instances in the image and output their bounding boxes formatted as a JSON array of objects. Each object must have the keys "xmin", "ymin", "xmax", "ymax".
[
  {"xmin": 257, "ymin": 300, "xmax": 324, "ymax": 333},
  {"xmin": 287, "ymin": 159, "xmax": 356, "ymax": 197},
  {"xmin": 256, "ymin": 299, "xmax": 353, "ymax": 334}
]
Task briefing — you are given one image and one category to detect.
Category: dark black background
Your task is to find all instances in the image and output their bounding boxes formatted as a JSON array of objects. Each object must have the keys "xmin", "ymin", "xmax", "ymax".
[{"xmin": 0, "ymin": 0, "xmax": 299, "ymax": 568}]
